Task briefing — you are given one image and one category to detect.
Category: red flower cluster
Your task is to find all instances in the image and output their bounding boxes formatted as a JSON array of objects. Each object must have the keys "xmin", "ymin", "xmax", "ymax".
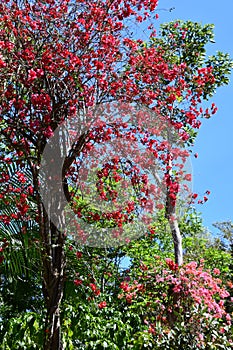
[
  {"xmin": 98, "ymin": 301, "xmax": 107, "ymax": 309},
  {"xmin": 165, "ymin": 258, "xmax": 178, "ymax": 272},
  {"xmin": 74, "ymin": 279, "xmax": 82, "ymax": 286},
  {"xmin": 89, "ymin": 283, "xmax": 100, "ymax": 296},
  {"xmin": 76, "ymin": 251, "xmax": 82, "ymax": 259}
]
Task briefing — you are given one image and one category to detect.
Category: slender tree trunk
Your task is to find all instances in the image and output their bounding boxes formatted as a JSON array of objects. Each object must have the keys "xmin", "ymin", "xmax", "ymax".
[
  {"xmin": 165, "ymin": 164, "xmax": 183, "ymax": 325},
  {"xmin": 165, "ymin": 192, "xmax": 183, "ymax": 266},
  {"xmin": 169, "ymin": 216, "xmax": 183, "ymax": 266},
  {"xmin": 164, "ymin": 137, "xmax": 183, "ymax": 266},
  {"xmin": 165, "ymin": 197, "xmax": 183, "ymax": 326}
]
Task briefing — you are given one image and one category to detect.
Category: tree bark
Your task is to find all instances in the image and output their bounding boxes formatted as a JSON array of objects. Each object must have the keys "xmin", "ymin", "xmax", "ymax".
[
  {"xmin": 36, "ymin": 132, "xmax": 68, "ymax": 349},
  {"xmin": 41, "ymin": 206, "xmax": 66, "ymax": 350},
  {"xmin": 37, "ymin": 128, "xmax": 87, "ymax": 349},
  {"xmin": 43, "ymin": 220, "xmax": 65, "ymax": 349},
  {"xmin": 164, "ymin": 152, "xmax": 183, "ymax": 266},
  {"xmin": 169, "ymin": 215, "xmax": 183, "ymax": 266},
  {"xmin": 165, "ymin": 193, "xmax": 183, "ymax": 266}
]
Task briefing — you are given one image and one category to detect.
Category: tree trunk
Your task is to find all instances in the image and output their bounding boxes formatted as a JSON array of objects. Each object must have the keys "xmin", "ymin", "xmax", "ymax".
[
  {"xmin": 42, "ymin": 221, "xmax": 65, "ymax": 350},
  {"xmin": 168, "ymin": 212, "xmax": 183, "ymax": 266},
  {"xmin": 165, "ymin": 195, "xmax": 183, "ymax": 266},
  {"xmin": 165, "ymin": 145, "xmax": 183, "ymax": 266},
  {"xmin": 38, "ymin": 136, "xmax": 67, "ymax": 349},
  {"xmin": 36, "ymin": 124, "xmax": 87, "ymax": 349},
  {"xmin": 165, "ymin": 196, "xmax": 183, "ymax": 327}
]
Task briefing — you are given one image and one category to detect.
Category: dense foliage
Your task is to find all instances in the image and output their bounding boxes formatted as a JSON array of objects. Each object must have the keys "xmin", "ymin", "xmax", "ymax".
[{"xmin": 0, "ymin": 0, "xmax": 232, "ymax": 349}]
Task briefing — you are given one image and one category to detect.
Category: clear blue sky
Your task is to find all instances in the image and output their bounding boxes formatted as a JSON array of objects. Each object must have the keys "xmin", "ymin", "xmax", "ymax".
[{"xmin": 155, "ymin": 0, "xmax": 233, "ymax": 234}]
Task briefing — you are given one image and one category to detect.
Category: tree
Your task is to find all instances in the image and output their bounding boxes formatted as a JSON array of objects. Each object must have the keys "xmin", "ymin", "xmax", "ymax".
[
  {"xmin": 144, "ymin": 20, "xmax": 233, "ymax": 265},
  {"xmin": 0, "ymin": 1, "xmax": 232, "ymax": 349}
]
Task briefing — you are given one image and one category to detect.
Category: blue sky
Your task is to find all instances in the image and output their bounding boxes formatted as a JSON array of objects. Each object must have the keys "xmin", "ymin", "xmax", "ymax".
[{"xmin": 155, "ymin": 0, "xmax": 233, "ymax": 234}]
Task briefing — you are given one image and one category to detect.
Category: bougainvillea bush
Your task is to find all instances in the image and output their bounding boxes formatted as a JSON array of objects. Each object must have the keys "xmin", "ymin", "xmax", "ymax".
[{"xmin": 117, "ymin": 256, "xmax": 233, "ymax": 349}]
